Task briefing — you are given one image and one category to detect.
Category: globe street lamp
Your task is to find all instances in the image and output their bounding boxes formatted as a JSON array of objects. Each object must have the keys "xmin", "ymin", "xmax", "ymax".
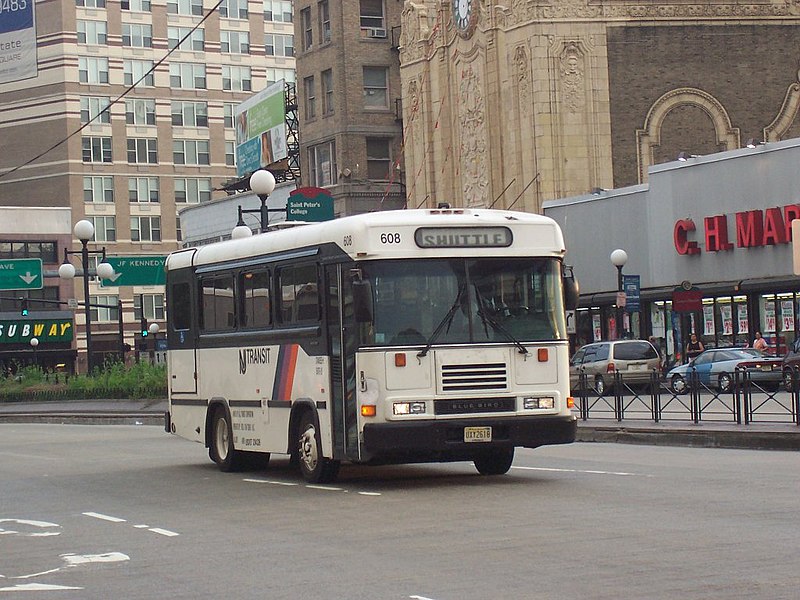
[
  {"xmin": 610, "ymin": 249, "xmax": 628, "ymax": 339},
  {"xmin": 234, "ymin": 170, "xmax": 284, "ymax": 236},
  {"xmin": 148, "ymin": 322, "xmax": 160, "ymax": 363},
  {"xmin": 30, "ymin": 337, "xmax": 39, "ymax": 368},
  {"xmin": 59, "ymin": 219, "xmax": 115, "ymax": 374}
]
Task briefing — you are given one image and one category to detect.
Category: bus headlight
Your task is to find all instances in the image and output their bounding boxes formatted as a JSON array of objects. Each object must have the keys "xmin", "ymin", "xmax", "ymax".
[
  {"xmin": 393, "ymin": 401, "xmax": 426, "ymax": 415},
  {"xmin": 523, "ymin": 396, "xmax": 554, "ymax": 410}
]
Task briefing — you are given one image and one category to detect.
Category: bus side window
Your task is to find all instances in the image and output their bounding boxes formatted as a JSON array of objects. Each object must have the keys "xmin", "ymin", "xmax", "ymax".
[
  {"xmin": 170, "ymin": 282, "xmax": 191, "ymax": 331},
  {"xmin": 278, "ymin": 264, "xmax": 320, "ymax": 324},
  {"xmin": 242, "ymin": 270, "xmax": 271, "ymax": 328}
]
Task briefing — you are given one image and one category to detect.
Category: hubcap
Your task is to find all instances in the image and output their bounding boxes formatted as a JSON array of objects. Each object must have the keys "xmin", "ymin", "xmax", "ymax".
[
  {"xmin": 215, "ymin": 417, "xmax": 229, "ymax": 461},
  {"xmin": 299, "ymin": 424, "xmax": 318, "ymax": 472}
]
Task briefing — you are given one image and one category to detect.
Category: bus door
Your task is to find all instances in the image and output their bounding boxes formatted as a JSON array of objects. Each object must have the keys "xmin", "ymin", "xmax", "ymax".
[
  {"xmin": 325, "ymin": 265, "xmax": 360, "ymax": 460},
  {"xmin": 167, "ymin": 268, "xmax": 197, "ymax": 394}
]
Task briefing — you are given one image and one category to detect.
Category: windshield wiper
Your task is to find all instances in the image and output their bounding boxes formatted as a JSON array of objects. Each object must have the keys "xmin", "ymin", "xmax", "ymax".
[
  {"xmin": 474, "ymin": 288, "xmax": 529, "ymax": 355},
  {"xmin": 417, "ymin": 282, "xmax": 467, "ymax": 358}
]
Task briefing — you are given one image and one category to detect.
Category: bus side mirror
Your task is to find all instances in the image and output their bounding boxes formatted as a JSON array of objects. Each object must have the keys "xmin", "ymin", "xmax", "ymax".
[
  {"xmin": 350, "ymin": 272, "xmax": 374, "ymax": 324},
  {"xmin": 563, "ymin": 265, "xmax": 580, "ymax": 310}
]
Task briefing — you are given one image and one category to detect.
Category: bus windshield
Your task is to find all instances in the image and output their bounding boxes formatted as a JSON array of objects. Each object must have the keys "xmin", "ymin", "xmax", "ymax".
[{"xmin": 357, "ymin": 258, "xmax": 567, "ymax": 347}]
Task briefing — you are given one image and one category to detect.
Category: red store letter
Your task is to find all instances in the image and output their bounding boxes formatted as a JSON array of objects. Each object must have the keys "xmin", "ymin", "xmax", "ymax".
[{"xmin": 674, "ymin": 219, "xmax": 701, "ymax": 255}]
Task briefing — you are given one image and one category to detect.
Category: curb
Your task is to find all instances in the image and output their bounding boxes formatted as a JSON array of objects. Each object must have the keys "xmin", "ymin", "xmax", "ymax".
[
  {"xmin": 0, "ymin": 413, "xmax": 164, "ymax": 426},
  {"xmin": 577, "ymin": 424, "xmax": 800, "ymax": 451}
]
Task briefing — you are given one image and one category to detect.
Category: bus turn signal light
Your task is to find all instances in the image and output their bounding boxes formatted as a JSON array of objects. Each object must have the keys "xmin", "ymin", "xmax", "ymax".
[
  {"xmin": 361, "ymin": 405, "xmax": 376, "ymax": 417},
  {"xmin": 537, "ymin": 348, "xmax": 548, "ymax": 362},
  {"xmin": 394, "ymin": 353, "xmax": 406, "ymax": 367},
  {"xmin": 567, "ymin": 397, "xmax": 575, "ymax": 409}
]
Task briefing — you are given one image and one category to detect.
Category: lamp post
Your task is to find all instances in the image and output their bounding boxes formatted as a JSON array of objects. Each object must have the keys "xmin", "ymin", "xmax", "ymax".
[
  {"xmin": 30, "ymin": 337, "xmax": 38, "ymax": 368},
  {"xmin": 610, "ymin": 248, "xmax": 628, "ymax": 340},
  {"xmin": 148, "ymin": 322, "xmax": 159, "ymax": 363},
  {"xmin": 59, "ymin": 220, "xmax": 115, "ymax": 374},
  {"xmin": 233, "ymin": 170, "xmax": 284, "ymax": 238}
]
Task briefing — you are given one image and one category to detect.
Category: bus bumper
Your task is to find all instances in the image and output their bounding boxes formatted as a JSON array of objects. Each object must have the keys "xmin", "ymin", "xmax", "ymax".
[{"xmin": 361, "ymin": 414, "xmax": 577, "ymax": 461}]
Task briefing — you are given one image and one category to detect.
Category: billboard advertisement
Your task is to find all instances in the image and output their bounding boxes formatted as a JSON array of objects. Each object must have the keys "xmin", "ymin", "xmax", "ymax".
[
  {"xmin": 235, "ymin": 80, "xmax": 287, "ymax": 177},
  {"xmin": 0, "ymin": 0, "xmax": 37, "ymax": 84}
]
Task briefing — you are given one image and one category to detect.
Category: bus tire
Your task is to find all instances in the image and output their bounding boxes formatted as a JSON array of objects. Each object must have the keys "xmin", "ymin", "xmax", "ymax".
[
  {"xmin": 473, "ymin": 447, "xmax": 514, "ymax": 476},
  {"xmin": 297, "ymin": 411, "xmax": 340, "ymax": 483},
  {"xmin": 209, "ymin": 407, "xmax": 245, "ymax": 472}
]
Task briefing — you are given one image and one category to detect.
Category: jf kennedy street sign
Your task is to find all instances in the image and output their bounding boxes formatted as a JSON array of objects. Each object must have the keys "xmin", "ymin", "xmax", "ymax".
[
  {"xmin": 0, "ymin": 258, "xmax": 43, "ymax": 290},
  {"xmin": 101, "ymin": 256, "xmax": 166, "ymax": 287}
]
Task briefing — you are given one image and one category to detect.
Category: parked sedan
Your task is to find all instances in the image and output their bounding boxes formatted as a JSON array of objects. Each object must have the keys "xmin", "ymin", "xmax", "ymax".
[{"xmin": 666, "ymin": 348, "xmax": 783, "ymax": 393}]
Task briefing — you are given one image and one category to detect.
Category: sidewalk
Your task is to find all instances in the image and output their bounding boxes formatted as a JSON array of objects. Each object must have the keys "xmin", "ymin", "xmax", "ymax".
[{"xmin": 0, "ymin": 399, "xmax": 797, "ymax": 450}]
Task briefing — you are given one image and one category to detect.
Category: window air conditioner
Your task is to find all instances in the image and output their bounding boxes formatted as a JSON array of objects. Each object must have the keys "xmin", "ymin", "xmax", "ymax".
[{"xmin": 367, "ymin": 28, "xmax": 387, "ymax": 39}]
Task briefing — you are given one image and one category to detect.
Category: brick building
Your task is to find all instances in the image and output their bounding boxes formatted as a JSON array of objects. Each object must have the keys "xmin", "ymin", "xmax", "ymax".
[{"xmin": 292, "ymin": 0, "xmax": 406, "ymax": 215}]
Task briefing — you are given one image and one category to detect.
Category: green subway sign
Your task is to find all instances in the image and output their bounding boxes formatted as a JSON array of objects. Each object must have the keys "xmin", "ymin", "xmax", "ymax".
[{"xmin": 0, "ymin": 319, "xmax": 74, "ymax": 343}]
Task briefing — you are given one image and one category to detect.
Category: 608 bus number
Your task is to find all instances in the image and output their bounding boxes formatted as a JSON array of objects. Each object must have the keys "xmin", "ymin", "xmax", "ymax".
[{"xmin": 380, "ymin": 232, "xmax": 401, "ymax": 244}]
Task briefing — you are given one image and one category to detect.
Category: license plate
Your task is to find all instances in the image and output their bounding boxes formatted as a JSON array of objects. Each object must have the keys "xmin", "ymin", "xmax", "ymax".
[
  {"xmin": 464, "ymin": 426, "xmax": 492, "ymax": 443},
  {"xmin": 628, "ymin": 364, "xmax": 647, "ymax": 371},
  {"xmin": 760, "ymin": 364, "xmax": 773, "ymax": 371}
]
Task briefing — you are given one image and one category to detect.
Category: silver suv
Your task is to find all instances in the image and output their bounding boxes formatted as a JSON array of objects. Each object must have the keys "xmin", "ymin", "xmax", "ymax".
[{"xmin": 569, "ymin": 340, "xmax": 661, "ymax": 395}]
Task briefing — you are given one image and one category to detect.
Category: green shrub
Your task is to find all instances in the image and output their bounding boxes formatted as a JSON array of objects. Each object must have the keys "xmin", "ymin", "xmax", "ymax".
[{"xmin": 0, "ymin": 362, "xmax": 167, "ymax": 401}]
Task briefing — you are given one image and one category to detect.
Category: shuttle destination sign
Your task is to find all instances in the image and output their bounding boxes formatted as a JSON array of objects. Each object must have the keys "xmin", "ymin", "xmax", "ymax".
[{"xmin": 414, "ymin": 227, "xmax": 513, "ymax": 248}]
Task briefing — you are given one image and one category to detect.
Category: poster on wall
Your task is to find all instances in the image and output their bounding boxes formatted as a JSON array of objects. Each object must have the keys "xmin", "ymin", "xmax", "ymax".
[
  {"xmin": 738, "ymin": 305, "xmax": 749, "ymax": 335},
  {"xmin": 234, "ymin": 80, "xmax": 288, "ymax": 177},
  {"xmin": 764, "ymin": 303, "xmax": 776, "ymax": 333},
  {"xmin": 592, "ymin": 314, "xmax": 601, "ymax": 342},
  {"xmin": 703, "ymin": 305, "xmax": 715, "ymax": 336},
  {"xmin": 720, "ymin": 305, "xmax": 733, "ymax": 335},
  {"xmin": 0, "ymin": 0, "xmax": 37, "ymax": 84},
  {"xmin": 781, "ymin": 300, "xmax": 794, "ymax": 332}
]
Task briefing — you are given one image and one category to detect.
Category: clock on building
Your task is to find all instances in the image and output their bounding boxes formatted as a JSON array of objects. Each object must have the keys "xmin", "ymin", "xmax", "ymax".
[{"xmin": 453, "ymin": 0, "xmax": 477, "ymax": 39}]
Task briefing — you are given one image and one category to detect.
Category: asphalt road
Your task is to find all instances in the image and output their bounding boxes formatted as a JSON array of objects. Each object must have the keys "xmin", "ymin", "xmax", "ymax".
[{"xmin": 1, "ymin": 424, "xmax": 798, "ymax": 599}]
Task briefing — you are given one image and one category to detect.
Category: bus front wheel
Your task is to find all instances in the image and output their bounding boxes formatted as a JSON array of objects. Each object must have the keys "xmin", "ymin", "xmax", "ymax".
[
  {"xmin": 473, "ymin": 447, "xmax": 514, "ymax": 476},
  {"xmin": 297, "ymin": 412, "xmax": 340, "ymax": 483},
  {"xmin": 209, "ymin": 407, "xmax": 245, "ymax": 472}
]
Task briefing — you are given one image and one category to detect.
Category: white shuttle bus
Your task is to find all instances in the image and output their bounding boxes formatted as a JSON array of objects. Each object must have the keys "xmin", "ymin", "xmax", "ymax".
[{"xmin": 165, "ymin": 208, "xmax": 579, "ymax": 483}]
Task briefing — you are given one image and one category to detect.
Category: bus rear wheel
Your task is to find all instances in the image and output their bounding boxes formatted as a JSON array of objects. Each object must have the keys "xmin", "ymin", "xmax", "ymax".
[
  {"xmin": 473, "ymin": 447, "xmax": 514, "ymax": 476},
  {"xmin": 209, "ymin": 407, "xmax": 245, "ymax": 472},
  {"xmin": 297, "ymin": 412, "xmax": 340, "ymax": 484}
]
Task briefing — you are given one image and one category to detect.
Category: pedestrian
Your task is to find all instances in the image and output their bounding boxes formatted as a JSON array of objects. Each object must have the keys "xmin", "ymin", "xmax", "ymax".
[
  {"xmin": 685, "ymin": 332, "xmax": 704, "ymax": 363},
  {"xmin": 753, "ymin": 331, "xmax": 768, "ymax": 352}
]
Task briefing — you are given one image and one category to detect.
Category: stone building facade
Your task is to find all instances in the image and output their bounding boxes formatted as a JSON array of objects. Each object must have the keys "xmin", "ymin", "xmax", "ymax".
[{"xmin": 399, "ymin": 0, "xmax": 800, "ymax": 212}]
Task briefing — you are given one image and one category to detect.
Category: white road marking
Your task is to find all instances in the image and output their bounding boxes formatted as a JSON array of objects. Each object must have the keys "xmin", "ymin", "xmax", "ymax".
[
  {"xmin": 134, "ymin": 525, "xmax": 150, "ymax": 529},
  {"xmin": 0, "ymin": 519, "xmax": 61, "ymax": 537},
  {"xmin": 511, "ymin": 466, "xmax": 647, "ymax": 477},
  {"xmin": 148, "ymin": 528, "xmax": 179, "ymax": 537},
  {"xmin": 357, "ymin": 492, "xmax": 382, "ymax": 496},
  {"xmin": 61, "ymin": 553, "xmax": 129, "ymax": 567},
  {"xmin": 0, "ymin": 583, "xmax": 84, "ymax": 591},
  {"xmin": 410, "ymin": 596, "xmax": 439, "ymax": 600},
  {"xmin": 305, "ymin": 485, "xmax": 343, "ymax": 491},
  {"xmin": 82, "ymin": 512, "xmax": 126, "ymax": 523},
  {"xmin": 243, "ymin": 478, "xmax": 299, "ymax": 486}
]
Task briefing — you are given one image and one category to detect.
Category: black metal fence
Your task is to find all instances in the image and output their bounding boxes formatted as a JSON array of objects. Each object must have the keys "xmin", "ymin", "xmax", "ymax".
[{"xmin": 574, "ymin": 367, "xmax": 800, "ymax": 425}]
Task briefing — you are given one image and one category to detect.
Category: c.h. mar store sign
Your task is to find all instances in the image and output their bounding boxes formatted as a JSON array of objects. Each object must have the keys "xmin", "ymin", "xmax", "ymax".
[{"xmin": 673, "ymin": 204, "xmax": 800, "ymax": 255}]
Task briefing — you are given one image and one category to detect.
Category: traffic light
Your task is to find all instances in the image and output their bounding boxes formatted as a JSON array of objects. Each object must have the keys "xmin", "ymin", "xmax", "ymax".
[
  {"xmin": 20, "ymin": 298, "xmax": 28, "ymax": 316},
  {"xmin": 140, "ymin": 315, "xmax": 149, "ymax": 337}
]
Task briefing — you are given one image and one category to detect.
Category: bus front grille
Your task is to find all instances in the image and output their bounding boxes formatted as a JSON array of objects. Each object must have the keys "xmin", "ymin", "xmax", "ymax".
[{"xmin": 440, "ymin": 362, "xmax": 508, "ymax": 392}]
